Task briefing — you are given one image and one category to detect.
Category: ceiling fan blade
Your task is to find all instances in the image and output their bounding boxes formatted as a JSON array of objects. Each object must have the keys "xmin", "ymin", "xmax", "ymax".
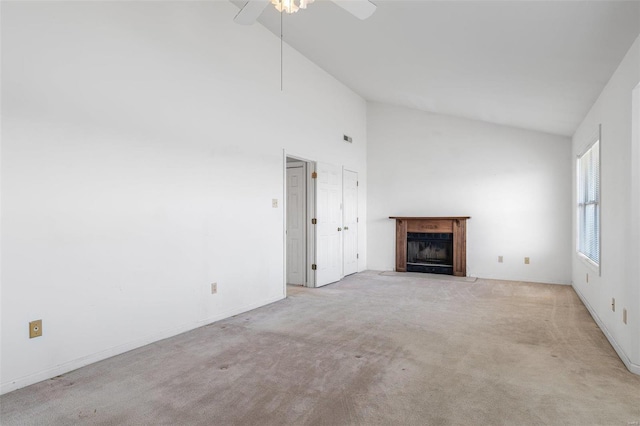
[
  {"xmin": 234, "ymin": 0, "xmax": 270, "ymax": 25},
  {"xmin": 331, "ymin": 0, "xmax": 376, "ymax": 20}
]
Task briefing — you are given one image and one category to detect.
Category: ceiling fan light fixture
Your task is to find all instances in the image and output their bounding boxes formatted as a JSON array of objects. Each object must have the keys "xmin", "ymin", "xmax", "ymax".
[
  {"xmin": 233, "ymin": 0, "xmax": 376, "ymax": 25},
  {"xmin": 272, "ymin": 0, "xmax": 299, "ymax": 14},
  {"xmin": 299, "ymin": 0, "xmax": 315, "ymax": 9}
]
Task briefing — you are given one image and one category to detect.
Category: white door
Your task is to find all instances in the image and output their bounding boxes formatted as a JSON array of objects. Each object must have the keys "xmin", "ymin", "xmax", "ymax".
[
  {"xmin": 315, "ymin": 162, "xmax": 343, "ymax": 287},
  {"xmin": 286, "ymin": 163, "xmax": 306, "ymax": 285},
  {"xmin": 343, "ymin": 169, "xmax": 358, "ymax": 276}
]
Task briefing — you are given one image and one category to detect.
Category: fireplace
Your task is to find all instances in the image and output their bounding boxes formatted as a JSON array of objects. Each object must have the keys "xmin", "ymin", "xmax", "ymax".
[
  {"xmin": 406, "ymin": 232, "xmax": 453, "ymax": 274},
  {"xmin": 389, "ymin": 217, "xmax": 470, "ymax": 276}
]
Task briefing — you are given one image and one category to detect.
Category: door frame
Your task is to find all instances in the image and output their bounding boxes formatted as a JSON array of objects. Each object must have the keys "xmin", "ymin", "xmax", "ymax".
[{"xmin": 283, "ymin": 151, "xmax": 317, "ymax": 296}]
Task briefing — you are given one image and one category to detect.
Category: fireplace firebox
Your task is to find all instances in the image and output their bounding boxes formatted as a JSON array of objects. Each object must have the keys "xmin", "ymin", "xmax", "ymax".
[
  {"xmin": 389, "ymin": 217, "xmax": 470, "ymax": 276},
  {"xmin": 406, "ymin": 232, "xmax": 453, "ymax": 274}
]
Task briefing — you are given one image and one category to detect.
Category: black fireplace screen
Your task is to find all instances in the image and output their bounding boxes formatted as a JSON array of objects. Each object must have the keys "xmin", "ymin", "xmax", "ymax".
[{"xmin": 406, "ymin": 232, "xmax": 453, "ymax": 274}]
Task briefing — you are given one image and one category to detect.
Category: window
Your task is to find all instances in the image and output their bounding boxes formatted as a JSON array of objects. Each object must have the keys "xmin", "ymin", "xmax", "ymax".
[{"xmin": 577, "ymin": 136, "xmax": 600, "ymax": 266}]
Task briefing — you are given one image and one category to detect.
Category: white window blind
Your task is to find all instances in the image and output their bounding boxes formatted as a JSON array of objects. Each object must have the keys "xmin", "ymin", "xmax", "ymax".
[{"xmin": 577, "ymin": 139, "xmax": 600, "ymax": 265}]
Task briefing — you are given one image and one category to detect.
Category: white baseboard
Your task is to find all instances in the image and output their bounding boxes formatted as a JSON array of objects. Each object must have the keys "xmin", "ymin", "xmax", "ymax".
[
  {"xmin": 0, "ymin": 295, "xmax": 285, "ymax": 395},
  {"xmin": 572, "ymin": 285, "xmax": 640, "ymax": 375}
]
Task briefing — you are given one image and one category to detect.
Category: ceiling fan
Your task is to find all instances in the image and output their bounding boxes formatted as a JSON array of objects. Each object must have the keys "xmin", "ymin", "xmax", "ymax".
[{"xmin": 234, "ymin": 0, "xmax": 377, "ymax": 25}]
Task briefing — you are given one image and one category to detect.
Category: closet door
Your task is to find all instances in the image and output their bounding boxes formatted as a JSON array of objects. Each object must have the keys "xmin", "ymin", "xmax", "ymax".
[
  {"xmin": 342, "ymin": 169, "xmax": 358, "ymax": 276},
  {"xmin": 286, "ymin": 163, "xmax": 306, "ymax": 285},
  {"xmin": 315, "ymin": 162, "xmax": 343, "ymax": 287}
]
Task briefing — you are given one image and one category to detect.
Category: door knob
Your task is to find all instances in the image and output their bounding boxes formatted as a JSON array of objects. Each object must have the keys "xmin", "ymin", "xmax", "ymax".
[
  {"xmin": 338, "ymin": 227, "xmax": 342, "ymax": 231},
  {"xmin": 344, "ymin": 226, "xmax": 349, "ymax": 230}
]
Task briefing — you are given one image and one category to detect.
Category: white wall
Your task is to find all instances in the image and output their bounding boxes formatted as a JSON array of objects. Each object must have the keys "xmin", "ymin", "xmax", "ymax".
[
  {"xmin": 367, "ymin": 103, "xmax": 571, "ymax": 284},
  {"xmin": 0, "ymin": 1, "xmax": 367, "ymax": 394},
  {"xmin": 572, "ymin": 35, "xmax": 640, "ymax": 374}
]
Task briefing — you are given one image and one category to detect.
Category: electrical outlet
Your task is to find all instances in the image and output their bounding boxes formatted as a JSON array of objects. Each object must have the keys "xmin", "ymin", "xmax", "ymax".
[
  {"xmin": 611, "ymin": 298, "xmax": 615, "ymax": 312},
  {"xmin": 272, "ymin": 199, "xmax": 278, "ymax": 208},
  {"xmin": 498, "ymin": 256, "xmax": 503, "ymax": 263},
  {"xmin": 29, "ymin": 320, "xmax": 42, "ymax": 339},
  {"xmin": 211, "ymin": 283, "xmax": 217, "ymax": 295},
  {"xmin": 622, "ymin": 308, "xmax": 627, "ymax": 324},
  {"xmin": 524, "ymin": 257, "xmax": 530, "ymax": 265}
]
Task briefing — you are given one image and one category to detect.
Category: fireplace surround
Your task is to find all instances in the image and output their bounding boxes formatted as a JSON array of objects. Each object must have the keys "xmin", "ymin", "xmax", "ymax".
[{"xmin": 389, "ymin": 217, "xmax": 470, "ymax": 276}]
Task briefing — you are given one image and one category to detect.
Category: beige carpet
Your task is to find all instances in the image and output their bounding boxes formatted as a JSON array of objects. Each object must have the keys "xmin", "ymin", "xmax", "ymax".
[
  {"xmin": 378, "ymin": 270, "xmax": 478, "ymax": 282},
  {"xmin": 2, "ymin": 271, "xmax": 639, "ymax": 425}
]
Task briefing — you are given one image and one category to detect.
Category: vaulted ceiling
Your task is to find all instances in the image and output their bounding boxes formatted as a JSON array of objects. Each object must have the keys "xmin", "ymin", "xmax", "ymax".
[{"xmin": 239, "ymin": 0, "xmax": 640, "ymax": 136}]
